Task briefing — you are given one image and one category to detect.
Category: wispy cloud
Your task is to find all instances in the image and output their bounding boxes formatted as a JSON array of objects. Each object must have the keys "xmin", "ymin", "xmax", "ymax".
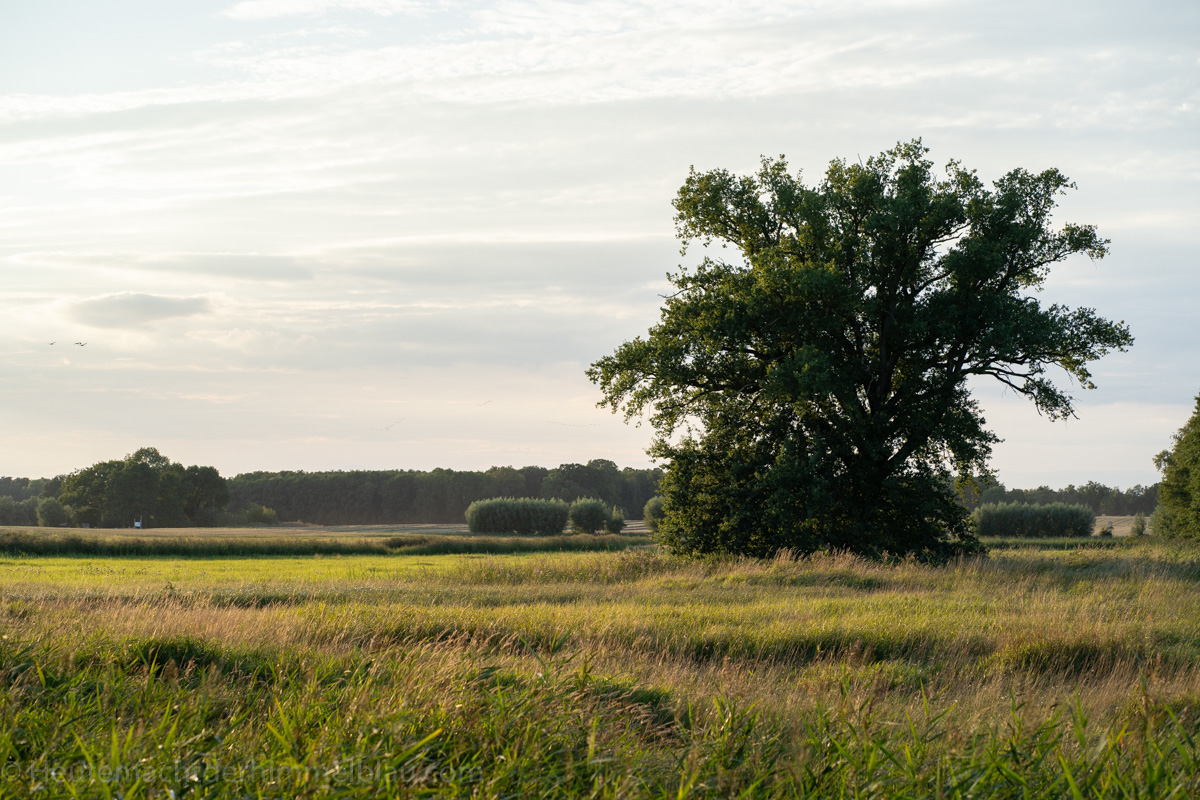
[
  {"xmin": 14, "ymin": 252, "xmax": 314, "ymax": 282},
  {"xmin": 221, "ymin": 0, "xmax": 432, "ymax": 20}
]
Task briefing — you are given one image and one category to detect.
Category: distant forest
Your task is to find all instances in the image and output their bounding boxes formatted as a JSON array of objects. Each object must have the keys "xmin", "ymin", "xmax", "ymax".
[
  {"xmin": 968, "ymin": 481, "xmax": 1159, "ymax": 516},
  {"xmin": 225, "ymin": 460, "xmax": 661, "ymax": 524},
  {"xmin": 0, "ymin": 466, "xmax": 1161, "ymax": 527}
]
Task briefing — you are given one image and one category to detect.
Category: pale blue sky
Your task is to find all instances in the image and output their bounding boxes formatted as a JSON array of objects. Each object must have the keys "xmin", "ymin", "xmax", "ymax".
[{"xmin": 1, "ymin": 0, "xmax": 1197, "ymax": 488}]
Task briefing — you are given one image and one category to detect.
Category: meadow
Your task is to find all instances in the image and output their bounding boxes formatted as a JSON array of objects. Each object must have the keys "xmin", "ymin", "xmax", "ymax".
[{"xmin": 1, "ymin": 528, "xmax": 1199, "ymax": 797}]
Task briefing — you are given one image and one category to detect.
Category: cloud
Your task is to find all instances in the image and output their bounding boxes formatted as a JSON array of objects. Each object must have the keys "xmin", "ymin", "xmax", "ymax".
[
  {"xmin": 221, "ymin": 0, "xmax": 430, "ymax": 20},
  {"xmin": 68, "ymin": 293, "xmax": 212, "ymax": 328},
  {"xmin": 149, "ymin": 254, "xmax": 314, "ymax": 281},
  {"xmin": 12, "ymin": 252, "xmax": 314, "ymax": 282}
]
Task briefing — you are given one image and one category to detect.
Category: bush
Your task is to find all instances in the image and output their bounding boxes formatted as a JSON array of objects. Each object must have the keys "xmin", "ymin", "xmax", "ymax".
[
  {"xmin": 465, "ymin": 498, "xmax": 569, "ymax": 535},
  {"xmin": 643, "ymin": 496, "xmax": 664, "ymax": 533},
  {"xmin": 1132, "ymin": 512, "xmax": 1147, "ymax": 536},
  {"xmin": 244, "ymin": 504, "xmax": 278, "ymax": 525},
  {"xmin": 973, "ymin": 502, "xmax": 1095, "ymax": 538},
  {"xmin": 569, "ymin": 499, "xmax": 609, "ymax": 534},
  {"xmin": 35, "ymin": 497, "xmax": 71, "ymax": 527},
  {"xmin": 605, "ymin": 507, "xmax": 625, "ymax": 534},
  {"xmin": 1098, "ymin": 522, "xmax": 1114, "ymax": 537}
]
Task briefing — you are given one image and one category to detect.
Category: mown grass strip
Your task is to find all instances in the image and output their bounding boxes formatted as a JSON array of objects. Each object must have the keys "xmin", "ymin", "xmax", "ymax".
[
  {"xmin": 384, "ymin": 532, "xmax": 650, "ymax": 555},
  {"xmin": 0, "ymin": 529, "xmax": 653, "ymax": 559}
]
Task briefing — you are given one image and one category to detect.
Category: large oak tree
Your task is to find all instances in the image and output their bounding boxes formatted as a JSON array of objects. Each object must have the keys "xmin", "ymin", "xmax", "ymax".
[{"xmin": 589, "ymin": 142, "xmax": 1133, "ymax": 559}]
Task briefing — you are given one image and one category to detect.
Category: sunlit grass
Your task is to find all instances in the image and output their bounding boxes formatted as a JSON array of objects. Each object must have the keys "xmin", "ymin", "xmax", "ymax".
[
  {"xmin": 2, "ymin": 535, "xmax": 1200, "ymax": 796},
  {"xmin": 0, "ymin": 527, "xmax": 649, "ymax": 559}
]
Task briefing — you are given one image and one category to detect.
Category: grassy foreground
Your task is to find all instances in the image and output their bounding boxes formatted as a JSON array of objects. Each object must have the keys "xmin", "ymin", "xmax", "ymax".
[{"xmin": 2, "ymin": 537, "xmax": 1200, "ymax": 796}]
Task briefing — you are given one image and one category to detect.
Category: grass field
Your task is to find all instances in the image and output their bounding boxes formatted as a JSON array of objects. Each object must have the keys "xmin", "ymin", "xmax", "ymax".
[
  {"xmin": 0, "ymin": 523, "xmax": 651, "ymax": 558},
  {"xmin": 2, "ymin": 530, "xmax": 1199, "ymax": 797}
]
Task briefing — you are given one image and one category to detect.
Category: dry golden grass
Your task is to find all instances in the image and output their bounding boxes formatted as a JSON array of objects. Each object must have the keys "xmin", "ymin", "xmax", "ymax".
[
  {"xmin": 1094, "ymin": 515, "xmax": 1139, "ymax": 536},
  {"xmin": 5, "ymin": 541, "xmax": 1200, "ymax": 736}
]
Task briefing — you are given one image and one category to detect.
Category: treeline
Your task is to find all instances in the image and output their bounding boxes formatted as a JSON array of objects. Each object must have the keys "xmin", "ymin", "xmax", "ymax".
[
  {"xmin": 1, "ymin": 455, "xmax": 661, "ymax": 528},
  {"xmin": 958, "ymin": 478, "xmax": 1160, "ymax": 516},
  {"xmin": 0, "ymin": 477, "xmax": 62, "ymax": 527},
  {"xmin": 0, "ymin": 496, "xmax": 66, "ymax": 527},
  {"xmin": 227, "ymin": 460, "xmax": 662, "ymax": 525},
  {"xmin": 975, "ymin": 481, "xmax": 1159, "ymax": 516},
  {"xmin": 0, "ymin": 477, "xmax": 46, "ymax": 503}
]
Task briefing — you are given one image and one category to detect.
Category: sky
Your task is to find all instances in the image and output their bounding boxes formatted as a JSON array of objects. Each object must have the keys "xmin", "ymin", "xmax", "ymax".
[{"xmin": 1, "ymin": 0, "xmax": 1196, "ymax": 489}]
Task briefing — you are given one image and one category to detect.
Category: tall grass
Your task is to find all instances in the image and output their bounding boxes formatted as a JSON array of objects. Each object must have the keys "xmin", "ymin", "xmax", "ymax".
[
  {"xmin": 0, "ymin": 530, "xmax": 390, "ymax": 557},
  {"xmin": 2, "ymin": 629, "xmax": 1199, "ymax": 797},
  {"xmin": 3, "ymin": 538, "xmax": 1200, "ymax": 795},
  {"xmin": 0, "ymin": 529, "xmax": 650, "ymax": 558},
  {"xmin": 384, "ymin": 532, "xmax": 649, "ymax": 555}
]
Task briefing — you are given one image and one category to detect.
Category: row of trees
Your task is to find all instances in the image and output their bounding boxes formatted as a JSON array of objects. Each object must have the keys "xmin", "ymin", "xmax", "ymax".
[
  {"xmin": 0, "ymin": 457, "xmax": 661, "ymax": 528},
  {"xmin": 0, "ymin": 477, "xmax": 47, "ymax": 503},
  {"xmin": 964, "ymin": 480, "xmax": 1159, "ymax": 516},
  {"xmin": 227, "ymin": 461, "xmax": 663, "ymax": 525},
  {"xmin": 0, "ymin": 495, "xmax": 70, "ymax": 527}
]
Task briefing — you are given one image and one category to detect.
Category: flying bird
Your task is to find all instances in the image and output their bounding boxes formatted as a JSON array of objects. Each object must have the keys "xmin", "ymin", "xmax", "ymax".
[
  {"xmin": 48, "ymin": 342, "xmax": 55, "ymax": 345},
  {"xmin": 74, "ymin": 342, "xmax": 87, "ymax": 346},
  {"xmin": 477, "ymin": 400, "xmax": 493, "ymax": 406}
]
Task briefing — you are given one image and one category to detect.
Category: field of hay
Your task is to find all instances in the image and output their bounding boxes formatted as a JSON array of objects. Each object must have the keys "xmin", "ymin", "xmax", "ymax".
[
  {"xmin": 2, "ymin": 530, "xmax": 1199, "ymax": 797},
  {"xmin": 1094, "ymin": 515, "xmax": 1140, "ymax": 536}
]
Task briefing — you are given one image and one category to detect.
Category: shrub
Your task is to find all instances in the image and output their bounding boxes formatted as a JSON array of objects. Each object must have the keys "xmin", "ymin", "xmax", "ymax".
[
  {"xmin": 973, "ymin": 502, "xmax": 1095, "ymax": 538},
  {"xmin": 1098, "ymin": 522, "xmax": 1114, "ymax": 537},
  {"xmin": 569, "ymin": 499, "xmax": 609, "ymax": 534},
  {"xmin": 605, "ymin": 507, "xmax": 625, "ymax": 534},
  {"xmin": 36, "ymin": 497, "xmax": 71, "ymax": 527},
  {"xmin": 244, "ymin": 504, "xmax": 278, "ymax": 525},
  {"xmin": 1131, "ymin": 512, "xmax": 1147, "ymax": 536},
  {"xmin": 465, "ymin": 498, "xmax": 569, "ymax": 535},
  {"xmin": 643, "ymin": 496, "xmax": 664, "ymax": 533}
]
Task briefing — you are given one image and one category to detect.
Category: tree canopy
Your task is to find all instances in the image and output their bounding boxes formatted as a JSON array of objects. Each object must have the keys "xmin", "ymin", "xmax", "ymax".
[
  {"xmin": 58, "ymin": 447, "xmax": 229, "ymax": 528},
  {"xmin": 589, "ymin": 141, "xmax": 1133, "ymax": 559},
  {"xmin": 1153, "ymin": 394, "xmax": 1200, "ymax": 538}
]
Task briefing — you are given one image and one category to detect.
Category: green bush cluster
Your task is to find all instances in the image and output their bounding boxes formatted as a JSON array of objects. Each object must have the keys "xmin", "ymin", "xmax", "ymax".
[
  {"xmin": 34, "ymin": 497, "xmax": 71, "ymax": 527},
  {"xmin": 465, "ymin": 498, "xmax": 569, "ymax": 535},
  {"xmin": 568, "ymin": 499, "xmax": 610, "ymax": 534},
  {"xmin": 973, "ymin": 502, "xmax": 1095, "ymax": 538},
  {"xmin": 243, "ymin": 504, "xmax": 277, "ymax": 525},
  {"xmin": 643, "ymin": 496, "xmax": 664, "ymax": 533}
]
